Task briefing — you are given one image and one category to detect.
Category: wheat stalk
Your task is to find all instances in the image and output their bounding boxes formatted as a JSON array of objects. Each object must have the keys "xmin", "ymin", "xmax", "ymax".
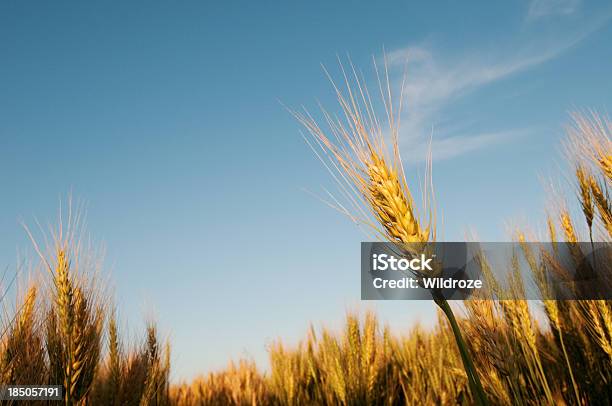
[
  {"xmin": 44, "ymin": 243, "xmax": 104, "ymax": 405},
  {"xmin": 294, "ymin": 57, "xmax": 488, "ymax": 405},
  {"xmin": 53, "ymin": 248, "xmax": 77, "ymax": 405},
  {"xmin": 108, "ymin": 312, "xmax": 122, "ymax": 404}
]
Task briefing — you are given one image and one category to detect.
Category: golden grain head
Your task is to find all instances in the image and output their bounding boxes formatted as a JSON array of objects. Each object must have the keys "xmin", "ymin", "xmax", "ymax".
[
  {"xmin": 18, "ymin": 285, "xmax": 37, "ymax": 333},
  {"xmin": 560, "ymin": 211, "xmax": 578, "ymax": 244},
  {"xmin": 293, "ymin": 60, "xmax": 434, "ymax": 249},
  {"xmin": 576, "ymin": 165, "xmax": 594, "ymax": 228},
  {"xmin": 366, "ymin": 154, "xmax": 428, "ymax": 244},
  {"xmin": 588, "ymin": 175, "xmax": 612, "ymax": 236},
  {"xmin": 568, "ymin": 112, "xmax": 612, "ymax": 182}
]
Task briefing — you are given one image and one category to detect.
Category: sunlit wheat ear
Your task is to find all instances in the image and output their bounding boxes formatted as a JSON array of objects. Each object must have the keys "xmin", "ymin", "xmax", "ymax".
[
  {"xmin": 1, "ymin": 283, "xmax": 46, "ymax": 385},
  {"xmin": 292, "ymin": 57, "xmax": 434, "ymax": 249},
  {"xmin": 47, "ymin": 244, "xmax": 104, "ymax": 404},
  {"xmin": 568, "ymin": 112, "xmax": 612, "ymax": 182},
  {"xmin": 51, "ymin": 248, "xmax": 78, "ymax": 402},
  {"xmin": 18, "ymin": 285, "xmax": 37, "ymax": 333},
  {"xmin": 576, "ymin": 166, "xmax": 594, "ymax": 234},
  {"xmin": 546, "ymin": 214, "xmax": 560, "ymax": 256},
  {"xmin": 559, "ymin": 209, "xmax": 588, "ymax": 272},
  {"xmin": 560, "ymin": 211, "xmax": 578, "ymax": 244},
  {"xmin": 139, "ymin": 323, "xmax": 170, "ymax": 406},
  {"xmin": 54, "ymin": 250, "xmax": 81, "ymax": 400},
  {"xmin": 583, "ymin": 301, "xmax": 612, "ymax": 361},
  {"xmin": 70, "ymin": 287, "xmax": 88, "ymax": 392},
  {"xmin": 55, "ymin": 249, "xmax": 75, "ymax": 341},
  {"xmin": 367, "ymin": 153, "xmax": 429, "ymax": 244},
  {"xmin": 108, "ymin": 312, "xmax": 123, "ymax": 400},
  {"xmin": 588, "ymin": 175, "xmax": 612, "ymax": 236}
]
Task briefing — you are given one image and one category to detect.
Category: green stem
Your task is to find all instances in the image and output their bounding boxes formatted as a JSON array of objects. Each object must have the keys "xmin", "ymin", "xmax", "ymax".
[
  {"xmin": 559, "ymin": 326, "xmax": 581, "ymax": 405},
  {"xmin": 435, "ymin": 297, "xmax": 489, "ymax": 406}
]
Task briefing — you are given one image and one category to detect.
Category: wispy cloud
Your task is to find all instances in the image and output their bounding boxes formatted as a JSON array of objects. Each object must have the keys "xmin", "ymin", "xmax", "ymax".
[
  {"xmin": 383, "ymin": 14, "xmax": 608, "ymax": 163},
  {"xmin": 404, "ymin": 129, "xmax": 529, "ymax": 162},
  {"xmin": 526, "ymin": 0, "xmax": 581, "ymax": 21}
]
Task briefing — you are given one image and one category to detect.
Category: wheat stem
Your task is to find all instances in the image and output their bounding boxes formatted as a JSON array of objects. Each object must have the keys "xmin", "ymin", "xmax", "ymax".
[{"xmin": 436, "ymin": 297, "xmax": 489, "ymax": 406}]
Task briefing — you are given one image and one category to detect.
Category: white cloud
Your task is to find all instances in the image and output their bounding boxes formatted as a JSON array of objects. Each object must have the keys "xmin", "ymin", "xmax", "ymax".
[
  {"xmin": 404, "ymin": 130, "xmax": 528, "ymax": 162},
  {"xmin": 526, "ymin": 0, "xmax": 581, "ymax": 21},
  {"xmin": 382, "ymin": 17, "xmax": 607, "ymax": 163}
]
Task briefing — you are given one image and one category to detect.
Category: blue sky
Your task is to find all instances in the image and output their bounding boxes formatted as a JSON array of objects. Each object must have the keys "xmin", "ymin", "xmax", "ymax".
[{"xmin": 1, "ymin": 1, "xmax": 611, "ymax": 380}]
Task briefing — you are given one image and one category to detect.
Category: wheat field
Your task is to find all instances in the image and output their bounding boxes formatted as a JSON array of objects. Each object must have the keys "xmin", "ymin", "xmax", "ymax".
[{"xmin": 1, "ymin": 89, "xmax": 611, "ymax": 404}]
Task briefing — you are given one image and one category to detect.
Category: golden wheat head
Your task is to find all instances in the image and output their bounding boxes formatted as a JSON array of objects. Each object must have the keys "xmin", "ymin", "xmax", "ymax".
[{"xmin": 292, "ymin": 58, "xmax": 434, "ymax": 248}]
